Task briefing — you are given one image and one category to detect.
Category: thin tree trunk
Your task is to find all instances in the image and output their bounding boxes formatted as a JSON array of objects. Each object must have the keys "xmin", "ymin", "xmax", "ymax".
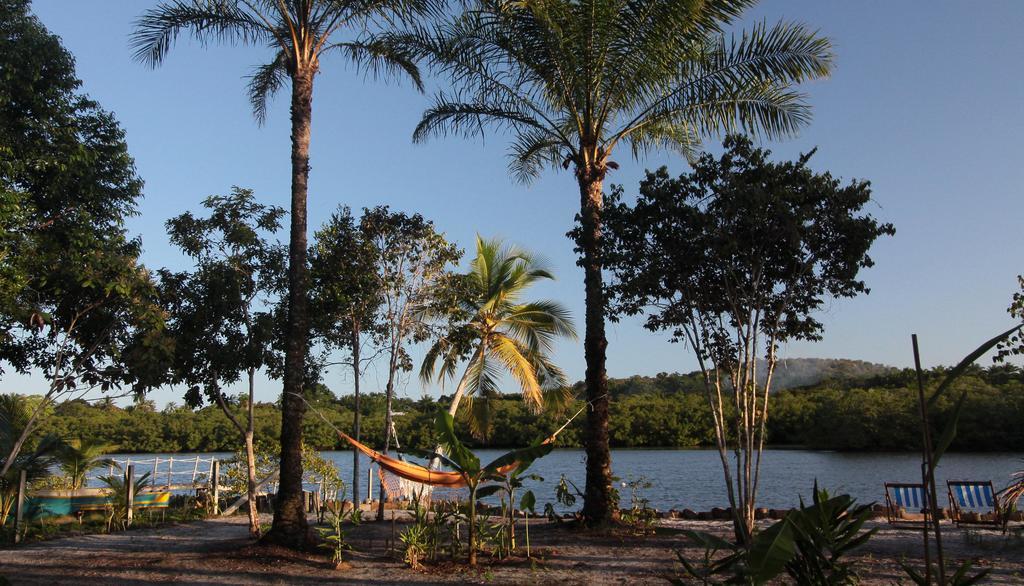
[
  {"xmin": 377, "ymin": 340, "xmax": 399, "ymax": 522},
  {"xmin": 245, "ymin": 368, "xmax": 260, "ymax": 538},
  {"xmin": 267, "ymin": 66, "xmax": 314, "ymax": 548},
  {"xmin": 576, "ymin": 168, "xmax": 612, "ymax": 526},
  {"xmin": 351, "ymin": 323, "xmax": 361, "ymax": 507},
  {"xmin": 468, "ymin": 483, "xmax": 478, "ymax": 566}
]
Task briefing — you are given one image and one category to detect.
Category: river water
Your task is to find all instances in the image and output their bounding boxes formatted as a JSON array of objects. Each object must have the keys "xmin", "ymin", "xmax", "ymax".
[{"xmin": 91, "ymin": 449, "xmax": 1023, "ymax": 512}]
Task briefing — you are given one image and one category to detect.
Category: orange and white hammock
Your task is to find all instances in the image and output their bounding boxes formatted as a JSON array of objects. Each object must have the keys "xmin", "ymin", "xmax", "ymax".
[
  {"xmin": 334, "ymin": 403, "xmax": 584, "ymax": 490},
  {"xmin": 337, "ymin": 430, "xmax": 556, "ymax": 489}
]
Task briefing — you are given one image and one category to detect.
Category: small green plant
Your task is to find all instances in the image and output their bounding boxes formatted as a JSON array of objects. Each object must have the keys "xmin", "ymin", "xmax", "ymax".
[
  {"xmin": 317, "ymin": 483, "xmax": 354, "ymax": 569},
  {"xmin": 899, "ymin": 560, "xmax": 991, "ymax": 586},
  {"xmin": 400, "ymin": 522, "xmax": 429, "ymax": 569},
  {"xmin": 97, "ymin": 470, "xmax": 153, "ymax": 532},
  {"xmin": 620, "ymin": 475, "xmax": 657, "ymax": 535}
]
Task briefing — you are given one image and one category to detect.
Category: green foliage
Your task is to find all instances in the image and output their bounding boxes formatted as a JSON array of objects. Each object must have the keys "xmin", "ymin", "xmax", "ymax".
[
  {"xmin": 421, "ymin": 236, "xmax": 576, "ymax": 439},
  {"xmin": 0, "ymin": 394, "xmax": 60, "ymax": 527},
  {"xmin": 97, "ymin": 470, "xmax": 153, "ymax": 532},
  {"xmin": 620, "ymin": 476, "xmax": 657, "ymax": 535},
  {"xmin": 899, "ymin": 560, "xmax": 991, "ymax": 586},
  {"xmin": 0, "ymin": 0, "xmax": 165, "ymax": 417},
  {"xmin": 223, "ymin": 440, "xmax": 277, "ymax": 496},
  {"xmin": 995, "ymin": 275, "xmax": 1024, "ymax": 362},
  {"xmin": 673, "ymin": 484, "xmax": 875, "ymax": 585},
  {"xmin": 54, "ymin": 438, "xmax": 116, "ymax": 490},
  {"xmin": 317, "ymin": 484, "xmax": 355, "ymax": 569}
]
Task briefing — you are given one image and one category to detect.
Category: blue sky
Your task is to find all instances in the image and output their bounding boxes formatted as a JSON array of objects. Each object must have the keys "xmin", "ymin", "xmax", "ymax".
[{"xmin": 8, "ymin": 1, "xmax": 1024, "ymax": 407}]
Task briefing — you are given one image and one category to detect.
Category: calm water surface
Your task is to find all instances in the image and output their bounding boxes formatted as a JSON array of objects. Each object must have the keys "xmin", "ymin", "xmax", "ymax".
[{"xmin": 93, "ymin": 449, "xmax": 1024, "ymax": 512}]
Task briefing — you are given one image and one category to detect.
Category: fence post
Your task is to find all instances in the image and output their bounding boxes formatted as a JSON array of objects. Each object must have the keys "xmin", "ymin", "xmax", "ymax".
[
  {"xmin": 211, "ymin": 460, "xmax": 220, "ymax": 515},
  {"xmin": 191, "ymin": 456, "xmax": 200, "ymax": 484},
  {"xmin": 125, "ymin": 464, "xmax": 135, "ymax": 527},
  {"xmin": 167, "ymin": 457, "xmax": 174, "ymax": 488},
  {"xmin": 13, "ymin": 469, "xmax": 26, "ymax": 544},
  {"xmin": 367, "ymin": 466, "xmax": 373, "ymax": 504},
  {"xmin": 153, "ymin": 457, "xmax": 159, "ymax": 481}
]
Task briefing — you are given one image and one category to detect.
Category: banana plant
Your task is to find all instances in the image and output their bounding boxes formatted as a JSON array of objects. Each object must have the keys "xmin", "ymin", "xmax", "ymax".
[{"xmin": 410, "ymin": 413, "xmax": 553, "ymax": 566}]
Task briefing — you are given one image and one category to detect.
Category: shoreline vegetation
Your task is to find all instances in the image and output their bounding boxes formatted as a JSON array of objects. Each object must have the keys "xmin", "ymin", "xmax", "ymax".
[{"xmin": 18, "ymin": 359, "xmax": 1023, "ymax": 454}]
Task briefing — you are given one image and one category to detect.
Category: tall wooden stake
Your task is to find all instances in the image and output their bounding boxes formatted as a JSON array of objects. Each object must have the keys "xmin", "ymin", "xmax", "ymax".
[
  {"xmin": 211, "ymin": 460, "xmax": 220, "ymax": 515},
  {"xmin": 913, "ymin": 334, "xmax": 945, "ymax": 584},
  {"xmin": 125, "ymin": 464, "xmax": 135, "ymax": 527}
]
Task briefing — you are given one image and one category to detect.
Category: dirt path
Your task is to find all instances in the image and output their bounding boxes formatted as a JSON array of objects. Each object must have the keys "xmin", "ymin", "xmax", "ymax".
[{"xmin": 2, "ymin": 514, "xmax": 1023, "ymax": 584}]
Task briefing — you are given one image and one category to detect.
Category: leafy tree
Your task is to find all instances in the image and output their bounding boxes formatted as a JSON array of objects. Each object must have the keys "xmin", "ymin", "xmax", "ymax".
[
  {"xmin": 160, "ymin": 188, "xmax": 286, "ymax": 537},
  {"xmin": 603, "ymin": 135, "xmax": 894, "ymax": 543},
  {"xmin": 310, "ymin": 206, "xmax": 385, "ymax": 504},
  {"xmin": 408, "ymin": 0, "xmax": 833, "ymax": 525},
  {"xmin": 0, "ymin": 0, "xmax": 167, "ymax": 478},
  {"xmin": 132, "ymin": 0, "xmax": 437, "ymax": 547},
  {"xmin": 995, "ymin": 275, "xmax": 1024, "ymax": 363},
  {"xmin": 420, "ymin": 236, "xmax": 576, "ymax": 444},
  {"xmin": 360, "ymin": 206, "xmax": 461, "ymax": 520}
]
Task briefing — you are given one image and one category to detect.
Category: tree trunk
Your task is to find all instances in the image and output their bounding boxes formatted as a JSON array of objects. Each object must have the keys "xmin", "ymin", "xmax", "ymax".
[
  {"xmin": 468, "ymin": 483, "xmax": 478, "ymax": 566},
  {"xmin": 351, "ymin": 324, "xmax": 361, "ymax": 506},
  {"xmin": 428, "ymin": 342, "xmax": 485, "ymax": 471},
  {"xmin": 266, "ymin": 66, "xmax": 314, "ymax": 548},
  {"xmin": 576, "ymin": 167, "xmax": 612, "ymax": 526},
  {"xmin": 245, "ymin": 369, "xmax": 260, "ymax": 538},
  {"xmin": 376, "ymin": 341, "xmax": 399, "ymax": 521}
]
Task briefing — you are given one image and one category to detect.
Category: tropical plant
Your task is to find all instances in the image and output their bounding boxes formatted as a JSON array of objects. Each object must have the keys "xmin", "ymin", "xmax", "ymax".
[
  {"xmin": 995, "ymin": 275, "xmax": 1024, "ymax": 362},
  {"xmin": 673, "ymin": 483, "xmax": 875, "ymax": 585},
  {"xmin": 421, "ymin": 236, "xmax": 576, "ymax": 446},
  {"xmin": 132, "ymin": 0, "xmax": 437, "ymax": 547},
  {"xmin": 97, "ymin": 470, "xmax": 153, "ymax": 532},
  {"xmin": 603, "ymin": 136, "xmax": 894, "ymax": 543},
  {"xmin": 317, "ymin": 481, "xmax": 354, "ymax": 570},
  {"xmin": 416, "ymin": 412, "xmax": 553, "ymax": 566},
  {"xmin": 0, "ymin": 395, "xmax": 60, "ymax": 528},
  {"xmin": 55, "ymin": 438, "xmax": 116, "ymax": 491},
  {"xmin": 409, "ymin": 0, "xmax": 833, "ymax": 525}
]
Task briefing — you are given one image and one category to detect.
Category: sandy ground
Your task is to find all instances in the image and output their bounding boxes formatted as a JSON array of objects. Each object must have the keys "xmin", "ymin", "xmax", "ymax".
[{"xmin": 1, "ymin": 513, "xmax": 1023, "ymax": 585}]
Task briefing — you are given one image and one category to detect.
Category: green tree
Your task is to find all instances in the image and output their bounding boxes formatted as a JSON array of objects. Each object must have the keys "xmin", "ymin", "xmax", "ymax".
[
  {"xmin": 603, "ymin": 136, "xmax": 893, "ymax": 543},
  {"xmin": 0, "ymin": 394, "xmax": 60, "ymax": 528},
  {"xmin": 409, "ymin": 0, "xmax": 833, "ymax": 524},
  {"xmin": 995, "ymin": 275, "xmax": 1024, "ymax": 363},
  {"xmin": 132, "ymin": 0, "xmax": 436, "ymax": 546},
  {"xmin": 160, "ymin": 188, "xmax": 286, "ymax": 537},
  {"xmin": 309, "ymin": 206, "xmax": 384, "ymax": 504},
  {"xmin": 359, "ymin": 206, "xmax": 461, "ymax": 520},
  {"xmin": 420, "ymin": 236, "xmax": 576, "ymax": 445},
  {"xmin": 0, "ymin": 0, "xmax": 167, "ymax": 478}
]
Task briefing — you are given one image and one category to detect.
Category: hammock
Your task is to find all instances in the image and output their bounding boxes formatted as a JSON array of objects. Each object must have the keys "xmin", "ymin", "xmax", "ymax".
[{"xmin": 338, "ymin": 430, "xmax": 471, "ymax": 488}]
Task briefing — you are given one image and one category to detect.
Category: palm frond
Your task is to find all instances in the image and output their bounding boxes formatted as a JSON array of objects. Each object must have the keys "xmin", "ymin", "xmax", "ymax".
[
  {"xmin": 131, "ymin": 1, "xmax": 274, "ymax": 68},
  {"xmin": 247, "ymin": 50, "xmax": 289, "ymax": 125}
]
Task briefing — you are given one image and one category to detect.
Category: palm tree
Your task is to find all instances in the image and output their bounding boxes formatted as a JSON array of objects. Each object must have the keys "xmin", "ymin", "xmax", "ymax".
[
  {"xmin": 56, "ymin": 438, "xmax": 116, "ymax": 491},
  {"xmin": 409, "ymin": 0, "xmax": 833, "ymax": 525},
  {"xmin": 132, "ymin": 0, "xmax": 436, "ymax": 546},
  {"xmin": 0, "ymin": 394, "xmax": 60, "ymax": 528},
  {"xmin": 421, "ymin": 236, "xmax": 576, "ymax": 443}
]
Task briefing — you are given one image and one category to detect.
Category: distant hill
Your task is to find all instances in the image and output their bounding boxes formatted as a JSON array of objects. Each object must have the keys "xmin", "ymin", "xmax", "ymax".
[{"xmin": 584, "ymin": 358, "xmax": 897, "ymax": 397}]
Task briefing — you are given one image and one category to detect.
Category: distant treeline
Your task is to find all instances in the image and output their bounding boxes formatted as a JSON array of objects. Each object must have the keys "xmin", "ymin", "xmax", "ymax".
[{"xmin": 22, "ymin": 363, "xmax": 1024, "ymax": 453}]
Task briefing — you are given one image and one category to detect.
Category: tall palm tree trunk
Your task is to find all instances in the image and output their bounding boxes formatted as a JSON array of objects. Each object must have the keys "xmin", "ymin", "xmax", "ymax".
[
  {"xmin": 577, "ymin": 166, "xmax": 613, "ymax": 526},
  {"xmin": 267, "ymin": 66, "xmax": 314, "ymax": 547}
]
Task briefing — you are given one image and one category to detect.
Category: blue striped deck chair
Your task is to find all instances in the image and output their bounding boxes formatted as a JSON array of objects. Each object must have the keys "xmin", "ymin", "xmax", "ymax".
[
  {"xmin": 947, "ymin": 480, "xmax": 1003, "ymax": 527},
  {"xmin": 884, "ymin": 483, "xmax": 930, "ymax": 526}
]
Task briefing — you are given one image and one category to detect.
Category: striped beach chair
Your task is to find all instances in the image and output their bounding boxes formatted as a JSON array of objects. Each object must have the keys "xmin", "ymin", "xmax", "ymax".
[
  {"xmin": 884, "ymin": 483, "xmax": 930, "ymax": 526},
  {"xmin": 947, "ymin": 480, "xmax": 1003, "ymax": 527}
]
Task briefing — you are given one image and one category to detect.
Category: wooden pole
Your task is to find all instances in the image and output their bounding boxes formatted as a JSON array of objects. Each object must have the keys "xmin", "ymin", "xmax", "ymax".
[
  {"xmin": 191, "ymin": 455, "xmax": 200, "ymax": 484},
  {"xmin": 367, "ymin": 466, "xmax": 373, "ymax": 504},
  {"xmin": 167, "ymin": 457, "xmax": 174, "ymax": 488},
  {"xmin": 125, "ymin": 464, "xmax": 135, "ymax": 527},
  {"xmin": 211, "ymin": 460, "xmax": 220, "ymax": 515},
  {"xmin": 13, "ymin": 469, "xmax": 26, "ymax": 544}
]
